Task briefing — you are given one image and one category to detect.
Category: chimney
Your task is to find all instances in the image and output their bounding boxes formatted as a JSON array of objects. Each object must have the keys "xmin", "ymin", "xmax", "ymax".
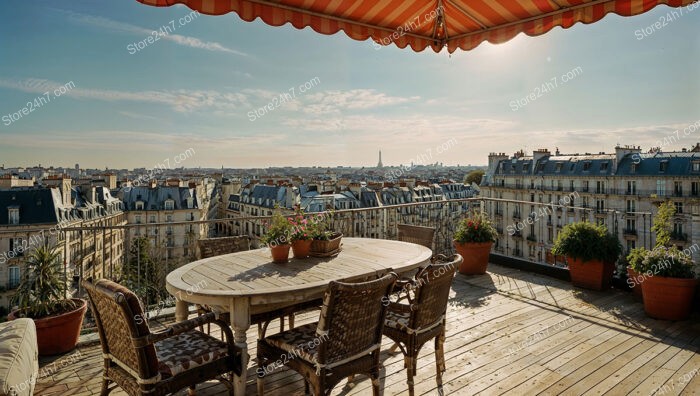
[
  {"xmin": 614, "ymin": 145, "xmax": 641, "ymax": 173},
  {"xmin": 532, "ymin": 148, "xmax": 551, "ymax": 164}
]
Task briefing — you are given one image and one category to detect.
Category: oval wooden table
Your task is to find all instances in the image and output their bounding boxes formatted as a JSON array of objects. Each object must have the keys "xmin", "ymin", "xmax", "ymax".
[{"xmin": 166, "ymin": 237, "xmax": 432, "ymax": 395}]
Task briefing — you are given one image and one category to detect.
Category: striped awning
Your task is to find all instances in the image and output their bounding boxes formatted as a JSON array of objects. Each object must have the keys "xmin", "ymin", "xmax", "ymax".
[{"xmin": 136, "ymin": 0, "xmax": 694, "ymax": 53}]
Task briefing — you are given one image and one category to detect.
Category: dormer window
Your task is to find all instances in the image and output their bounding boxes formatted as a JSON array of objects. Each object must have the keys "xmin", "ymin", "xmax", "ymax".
[
  {"xmin": 8, "ymin": 208, "xmax": 19, "ymax": 225},
  {"xmin": 630, "ymin": 163, "xmax": 637, "ymax": 173},
  {"xmin": 135, "ymin": 201, "xmax": 144, "ymax": 210},
  {"xmin": 555, "ymin": 163, "xmax": 563, "ymax": 172},
  {"xmin": 660, "ymin": 160, "xmax": 668, "ymax": 172},
  {"xmin": 692, "ymin": 161, "xmax": 699, "ymax": 172},
  {"xmin": 600, "ymin": 162, "xmax": 609, "ymax": 171},
  {"xmin": 164, "ymin": 199, "xmax": 174, "ymax": 210},
  {"xmin": 583, "ymin": 161, "xmax": 592, "ymax": 171}
]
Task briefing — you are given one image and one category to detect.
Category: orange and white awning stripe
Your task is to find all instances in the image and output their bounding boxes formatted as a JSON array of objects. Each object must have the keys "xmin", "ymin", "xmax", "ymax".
[{"xmin": 136, "ymin": 0, "xmax": 695, "ymax": 52}]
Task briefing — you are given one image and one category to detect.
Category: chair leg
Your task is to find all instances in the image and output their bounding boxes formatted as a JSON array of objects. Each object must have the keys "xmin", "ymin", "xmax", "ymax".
[
  {"xmin": 100, "ymin": 378, "xmax": 111, "ymax": 396},
  {"xmin": 388, "ymin": 342, "xmax": 400, "ymax": 354},
  {"xmin": 188, "ymin": 385, "xmax": 196, "ymax": 395},
  {"xmin": 371, "ymin": 376, "xmax": 381, "ymax": 396},
  {"xmin": 288, "ymin": 314, "xmax": 295, "ymax": 329},
  {"xmin": 435, "ymin": 336, "xmax": 444, "ymax": 389},
  {"xmin": 404, "ymin": 355, "xmax": 415, "ymax": 396},
  {"xmin": 257, "ymin": 375, "xmax": 264, "ymax": 396}
]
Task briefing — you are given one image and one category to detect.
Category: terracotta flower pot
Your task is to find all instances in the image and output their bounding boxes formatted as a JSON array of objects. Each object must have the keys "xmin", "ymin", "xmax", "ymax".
[
  {"xmin": 641, "ymin": 276, "xmax": 698, "ymax": 320},
  {"xmin": 9, "ymin": 298, "xmax": 87, "ymax": 356},
  {"xmin": 270, "ymin": 244, "xmax": 291, "ymax": 263},
  {"xmin": 566, "ymin": 257, "xmax": 614, "ymax": 291},
  {"xmin": 291, "ymin": 239, "xmax": 312, "ymax": 259},
  {"xmin": 453, "ymin": 241, "xmax": 492, "ymax": 275},
  {"xmin": 626, "ymin": 266, "xmax": 642, "ymax": 297}
]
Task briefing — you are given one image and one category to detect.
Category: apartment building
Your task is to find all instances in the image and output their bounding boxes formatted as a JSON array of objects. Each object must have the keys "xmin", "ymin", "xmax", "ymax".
[
  {"xmin": 481, "ymin": 145, "xmax": 700, "ymax": 265},
  {"xmin": 119, "ymin": 181, "xmax": 216, "ymax": 267},
  {"xmin": 0, "ymin": 177, "xmax": 126, "ymax": 312}
]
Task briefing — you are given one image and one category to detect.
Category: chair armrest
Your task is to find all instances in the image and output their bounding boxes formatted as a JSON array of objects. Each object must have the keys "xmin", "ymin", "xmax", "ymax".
[
  {"xmin": 133, "ymin": 312, "xmax": 220, "ymax": 347},
  {"xmin": 388, "ymin": 301, "xmax": 413, "ymax": 314}
]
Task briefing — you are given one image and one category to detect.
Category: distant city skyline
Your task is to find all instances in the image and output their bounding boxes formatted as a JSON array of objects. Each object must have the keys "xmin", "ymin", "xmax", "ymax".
[{"xmin": 0, "ymin": 1, "xmax": 698, "ymax": 168}]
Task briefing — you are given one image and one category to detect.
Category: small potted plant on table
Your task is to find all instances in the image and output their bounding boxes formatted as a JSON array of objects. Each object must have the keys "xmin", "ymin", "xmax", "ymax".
[
  {"xmin": 453, "ymin": 211, "xmax": 498, "ymax": 275},
  {"xmin": 309, "ymin": 210, "xmax": 342, "ymax": 257},
  {"xmin": 289, "ymin": 209, "xmax": 313, "ymax": 259},
  {"xmin": 262, "ymin": 207, "xmax": 293, "ymax": 263},
  {"xmin": 8, "ymin": 243, "xmax": 87, "ymax": 355}
]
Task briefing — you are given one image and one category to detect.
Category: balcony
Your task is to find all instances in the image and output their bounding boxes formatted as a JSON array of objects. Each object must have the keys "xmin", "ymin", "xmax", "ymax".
[
  {"xmin": 34, "ymin": 197, "xmax": 700, "ymax": 396},
  {"xmin": 512, "ymin": 212, "xmax": 522, "ymax": 220},
  {"xmin": 670, "ymin": 232, "xmax": 688, "ymax": 242},
  {"xmin": 36, "ymin": 262, "xmax": 700, "ymax": 395},
  {"xmin": 512, "ymin": 231, "xmax": 523, "ymax": 239},
  {"xmin": 623, "ymin": 229, "xmax": 638, "ymax": 237},
  {"xmin": 526, "ymin": 234, "xmax": 537, "ymax": 242}
]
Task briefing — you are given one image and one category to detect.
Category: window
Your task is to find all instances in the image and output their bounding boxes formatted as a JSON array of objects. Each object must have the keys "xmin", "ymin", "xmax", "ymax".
[
  {"xmin": 164, "ymin": 200, "xmax": 174, "ymax": 210},
  {"xmin": 656, "ymin": 180, "xmax": 666, "ymax": 196},
  {"xmin": 674, "ymin": 202, "xmax": 683, "ymax": 214},
  {"xmin": 166, "ymin": 215, "xmax": 173, "ymax": 222},
  {"xmin": 627, "ymin": 181, "xmax": 636, "ymax": 195},
  {"xmin": 660, "ymin": 160, "xmax": 668, "ymax": 172},
  {"xmin": 135, "ymin": 215, "xmax": 142, "ymax": 224},
  {"xmin": 674, "ymin": 223, "xmax": 683, "ymax": 235},
  {"xmin": 596, "ymin": 181, "xmax": 605, "ymax": 194},
  {"xmin": 570, "ymin": 180, "xmax": 574, "ymax": 191},
  {"xmin": 692, "ymin": 182, "xmax": 699, "ymax": 196},
  {"xmin": 583, "ymin": 161, "xmax": 591, "ymax": 171},
  {"xmin": 626, "ymin": 200, "xmax": 636, "ymax": 213},
  {"xmin": 630, "ymin": 163, "xmax": 637, "ymax": 173},
  {"xmin": 135, "ymin": 201, "xmax": 144, "ymax": 210},
  {"xmin": 536, "ymin": 163, "xmax": 545, "ymax": 173},
  {"xmin": 626, "ymin": 240, "xmax": 636, "ymax": 253},
  {"xmin": 674, "ymin": 182, "xmax": 683, "ymax": 196},
  {"xmin": 600, "ymin": 162, "xmax": 609, "ymax": 171},
  {"xmin": 555, "ymin": 163, "xmax": 563, "ymax": 172},
  {"xmin": 8, "ymin": 208, "xmax": 19, "ymax": 225},
  {"xmin": 523, "ymin": 163, "xmax": 530, "ymax": 172},
  {"xmin": 626, "ymin": 219, "xmax": 636, "ymax": 231},
  {"xmin": 149, "ymin": 215, "xmax": 156, "ymax": 223},
  {"xmin": 9, "ymin": 238, "xmax": 24, "ymax": 257},
  {"xmin": 692, "ymin": 161, "xmax": 700, "ymax": 172},
  {"xmin": 596, "ymin": 200, "xmax": 605, "ymax": 212},
  {"xmin": 8, "ymin": 267, "xmax": 20, "ymax": 289},
  {"xmin": 582, "ymin": 181, "xmax": 589, "ymax": 192}
]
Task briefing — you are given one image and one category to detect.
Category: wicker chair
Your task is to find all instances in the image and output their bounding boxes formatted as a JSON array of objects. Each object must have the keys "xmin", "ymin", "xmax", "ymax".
[
  {"xmin": 397, "ymin": 224, "xmax": 436, "ymax": 251},
  {"xmin": 383, "ymin": 254, "xmax": 462, "ymax": 396},
  {"xmin": 257, "ymin": 273, "xmax": 399, "ymax": 396},
  {"xmin": 82, "ymin": 279, "xmax": 241, "ymax": 396}
]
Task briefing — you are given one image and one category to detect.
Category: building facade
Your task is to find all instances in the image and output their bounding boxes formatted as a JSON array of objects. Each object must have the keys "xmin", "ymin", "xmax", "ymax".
[{"xmin": 481, "ymin": 146, "xmax": 700, "ymax": 265}]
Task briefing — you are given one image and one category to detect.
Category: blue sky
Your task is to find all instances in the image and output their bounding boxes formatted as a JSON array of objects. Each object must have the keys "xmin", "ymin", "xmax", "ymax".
[{"xmin": 0, "ymin": 0, "xmax": 698, "ymax": 169}]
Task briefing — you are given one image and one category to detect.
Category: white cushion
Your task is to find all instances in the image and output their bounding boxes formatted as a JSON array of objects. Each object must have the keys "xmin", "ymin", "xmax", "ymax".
[{"xmin": 0, "ymin": 319, "xmax": 39, "ymax": 396}]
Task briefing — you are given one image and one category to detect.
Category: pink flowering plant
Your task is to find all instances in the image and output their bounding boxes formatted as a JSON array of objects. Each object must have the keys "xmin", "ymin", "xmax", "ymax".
[
  {"xmin": 288, "ymin": 208, "xmax": 313, "ymax": 241},
  {"xmin": 454, "ymin": 211, "xmax": 498, "ymax": 244}
]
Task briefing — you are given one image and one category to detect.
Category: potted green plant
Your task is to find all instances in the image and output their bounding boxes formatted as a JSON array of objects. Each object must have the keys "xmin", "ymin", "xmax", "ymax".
[
  {"xmin": 453, "ymin": 211, "xmax": 498, "ymax": 275},
  {"xmin": 261, "ymin": 207, "xmax": 293, "ymax": 263},
  {"xmin": 8, "ymin": 243, "xmax": 87, "ymax": 355},
  {"xmin": 625, "ymin": 247, "xmax": 646, "ymax": 297},
  {"xmin": 309, "ymin": 210, "xmax": 342, "ymax": 257},
  {"xmin": 631, "ymin": 246, "xmax": 698, "ymax": 320},
  {"xmin": 289, "ymin": 209, "xmax": 313, "ymax": 259},
  {"xmin": 551, "ymin": 222, "xmax": 621, "ymax": 291}
]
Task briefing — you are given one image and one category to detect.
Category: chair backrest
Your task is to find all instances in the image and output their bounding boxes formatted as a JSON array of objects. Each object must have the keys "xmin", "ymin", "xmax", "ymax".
[
  {"xmin": 316, "ymin": 273, "xmax": 398, "ymax": 366},
  {"xmin": 411, "ymin": 254, "xmax": 461, "ymax": 330},
  {"xmin": 82, "ymin": 279, "xmax": 159, "ymax": 381},
  {"xmin": 397, "ymin": 224, "xmax": 435, "ymax": 250},
  {"xmin": 197, "ymin": 235, "xmax": 251, "ymax": 259}
]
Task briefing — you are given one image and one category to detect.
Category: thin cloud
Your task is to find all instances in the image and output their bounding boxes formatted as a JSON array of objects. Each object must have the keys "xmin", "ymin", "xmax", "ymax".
[{"xmin": 59, "ymin": 10, "xmax": 249, "ymax": 57}]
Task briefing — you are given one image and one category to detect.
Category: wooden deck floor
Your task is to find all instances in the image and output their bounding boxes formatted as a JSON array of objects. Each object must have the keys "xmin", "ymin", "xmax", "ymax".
[{"xmin": 35, "ymin": 264, "xmax": 700, "ymax": 396}]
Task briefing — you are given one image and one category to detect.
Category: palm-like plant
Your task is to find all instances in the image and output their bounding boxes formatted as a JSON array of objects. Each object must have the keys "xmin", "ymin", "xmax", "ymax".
[{"xmin": 12, "ymin": 243, "xmax": 77, "ymax": 318}]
